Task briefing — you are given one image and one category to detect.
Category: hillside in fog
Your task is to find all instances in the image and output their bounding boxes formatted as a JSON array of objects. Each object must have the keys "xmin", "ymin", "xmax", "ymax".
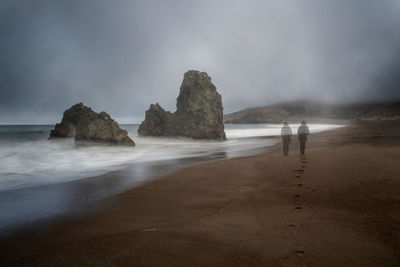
[{"xmin": 224, "ymin": 101, "xmax": 400, "ymax": 124}]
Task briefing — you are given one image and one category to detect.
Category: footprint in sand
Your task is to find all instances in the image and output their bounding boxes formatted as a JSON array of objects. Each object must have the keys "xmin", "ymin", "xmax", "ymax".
[
  {"xmin": 300, "ymin": 159, "xmax": 308, "ymax": 164},
  {"xmin": 288, "ymin": 224, "xmax": 297, "ymax": 235},
  {"xmin": 294, "ymin": 194, "xmax": 300, "ymax": 198},
  {"xmin": 295, "ymin": 250, "xmax": 305, "ymax": 256}
]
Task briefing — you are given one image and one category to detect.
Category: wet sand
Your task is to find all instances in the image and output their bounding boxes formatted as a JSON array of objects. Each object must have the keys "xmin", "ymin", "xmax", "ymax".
[
  {"xmin": 1, "ymin": 120, "xmax": 399, "ymax": 266},
  {"xmin": 0, "ymin": 151, "xmax": 244, "ymax": 233}
]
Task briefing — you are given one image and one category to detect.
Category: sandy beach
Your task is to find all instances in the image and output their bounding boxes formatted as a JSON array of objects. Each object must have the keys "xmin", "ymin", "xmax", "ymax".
[{"xmin": 1, "ymin": 120, "xmax": 399, "ymax": 266}]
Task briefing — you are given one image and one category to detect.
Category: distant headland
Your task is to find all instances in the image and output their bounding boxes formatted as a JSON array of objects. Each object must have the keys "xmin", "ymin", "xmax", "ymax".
[{"xmin": 224, "ymin": 101, "xmax": 400, "ymax": 124}]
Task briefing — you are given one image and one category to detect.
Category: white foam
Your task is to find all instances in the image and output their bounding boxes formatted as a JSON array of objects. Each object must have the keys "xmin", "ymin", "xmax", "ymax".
[
  {"xmin": 0, "ymin": 123, "xmax": 343, "ymax": 191},
  {"xmin": 225, "ymin": 123, "xmax": 343, "ymax": 138}
]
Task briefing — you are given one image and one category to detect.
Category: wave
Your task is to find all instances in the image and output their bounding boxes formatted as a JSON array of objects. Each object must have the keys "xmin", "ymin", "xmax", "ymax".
[{"xmin": 0, "ymin": 123, "xmax": 343, "ymax": 191}]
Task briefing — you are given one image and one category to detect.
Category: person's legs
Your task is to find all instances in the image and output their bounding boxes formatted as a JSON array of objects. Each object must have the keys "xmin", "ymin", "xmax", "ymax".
[
  {"xmin": 283, "ymin": 141, "xmax": 289, "ymax": 156},
  {"xmin": 283, "ymin": 142, "xmax": 286, "ymax": 156},
  {"xmin": 300, "ymin": 140, "xmax": 305, "ymax": 155},
  {"xmin": 286, "ymin": 142, "xmax": 289, "ymax": 156},
  {"xmin": 300, "ymin": 140, "xmax": 304, "ymax": 155},
  {"xmin": 300, "ymin": 141, "xmax": 302, "ymax": 154}
]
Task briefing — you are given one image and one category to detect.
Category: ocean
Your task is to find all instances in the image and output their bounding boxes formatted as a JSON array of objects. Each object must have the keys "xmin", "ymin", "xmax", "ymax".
[{"xmin": 0, "ymin": 123, "xmax": 343, "ymax": 231}]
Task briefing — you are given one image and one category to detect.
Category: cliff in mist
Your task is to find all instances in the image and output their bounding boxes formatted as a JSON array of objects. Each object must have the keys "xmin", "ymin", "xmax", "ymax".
[{"xmin": 224, "ymin": 101, "xmax": 400, "ymax": 124}]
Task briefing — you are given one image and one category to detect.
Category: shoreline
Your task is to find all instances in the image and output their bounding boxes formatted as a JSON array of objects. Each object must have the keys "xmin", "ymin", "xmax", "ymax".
[
  {"xmin": 0, "ymin": 121, "xmax": 341, "ymax": 235},
  {"xmin": 1, "ymin": 120, "xmax": 399, "ymax": 266},
  {"xmin": 0, "ymin": 133, "xmax": 280, "ymax": 235},
  {"xmin": 0, "ymin": 146, "xmax": 277, "ymax": 239}
]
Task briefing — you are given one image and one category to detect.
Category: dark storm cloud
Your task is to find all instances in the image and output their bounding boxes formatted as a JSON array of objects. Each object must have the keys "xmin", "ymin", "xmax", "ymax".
[{"xmin": 1, "ymin": 0, "xmax": 400, "ymax": 123}]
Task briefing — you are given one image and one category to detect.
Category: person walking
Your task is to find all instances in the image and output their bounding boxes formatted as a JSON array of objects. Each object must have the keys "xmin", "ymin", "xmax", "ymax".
[
  {"xmin": 281, "ymin": 121, "xmax": 292, "ymax": 156},
  {"xmin": 297, "ymin": 121, "xmax": 310, "ymax": 155}
]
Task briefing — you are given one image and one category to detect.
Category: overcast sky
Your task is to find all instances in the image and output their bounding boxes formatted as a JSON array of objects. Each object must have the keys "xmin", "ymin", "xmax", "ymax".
[{"xmin": 1, "ymin": 0, "xmax": 400, "ymax": 124}]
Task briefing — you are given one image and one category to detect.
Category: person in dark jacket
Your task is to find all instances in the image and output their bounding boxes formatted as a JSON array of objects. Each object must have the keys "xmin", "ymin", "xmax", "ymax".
[
  {"xmin": 297, "ymin": 121, "xmax": 310, "ymax": 155},
  {"xmin": 281, "ymin": 121, "xmax": 292, "ymax": 156}
]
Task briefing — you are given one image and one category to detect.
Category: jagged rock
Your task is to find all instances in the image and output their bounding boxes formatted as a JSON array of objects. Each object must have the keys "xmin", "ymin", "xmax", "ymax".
[
  {"xmin": 137, "ymin": 103, "xmax": 173, "ymax": 136},
  {"xmin": 138, "ymin": 70, "xmax": 226, "ymax": 140},
  {"xmin": 50, "ymin": 103, "xmax": 135, "ymax": 146}
]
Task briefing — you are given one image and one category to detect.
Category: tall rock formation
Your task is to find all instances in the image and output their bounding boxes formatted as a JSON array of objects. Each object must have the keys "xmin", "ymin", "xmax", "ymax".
[
  {"xmin": 138, "ymin": 70, "xmax": 226, "ymax": 140},
  {"xmin": 50, "ymin": 103, "xmax": 135, "ymax": 146}
]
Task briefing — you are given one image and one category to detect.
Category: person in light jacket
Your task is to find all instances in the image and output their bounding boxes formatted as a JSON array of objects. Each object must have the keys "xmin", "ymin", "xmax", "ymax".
[
  {"xmin": 297, "ymin": 121, "xmax": 310, "ymax": 155},
  {"xmin": 281, "ymin": 121, "xmax": 292, "ymax": 156}
]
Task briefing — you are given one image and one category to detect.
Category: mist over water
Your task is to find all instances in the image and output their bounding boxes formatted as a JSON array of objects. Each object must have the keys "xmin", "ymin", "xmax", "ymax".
[
  {"xmin": 0, "ymin": 124, "xmax": 342, "ymax": 192},
  {"xmin": 0, "ymin": 123, "xmax": 344, "ymax": 231}
]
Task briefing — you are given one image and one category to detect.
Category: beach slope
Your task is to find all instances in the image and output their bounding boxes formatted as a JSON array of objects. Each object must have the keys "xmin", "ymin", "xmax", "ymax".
[{"xmin": 1, "ymin": 120, "xmax": 399, "ymax": 266}]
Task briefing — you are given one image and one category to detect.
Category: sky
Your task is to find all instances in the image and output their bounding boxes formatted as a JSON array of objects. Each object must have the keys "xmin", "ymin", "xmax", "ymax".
[{"xmin": 1, "ymin": 0, "xmax": 400, "ymax": 124}]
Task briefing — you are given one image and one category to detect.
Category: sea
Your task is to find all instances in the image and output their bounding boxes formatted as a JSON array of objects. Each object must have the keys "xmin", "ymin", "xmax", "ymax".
[{"xmin": 0, "ymin": 123, "xmax": 343, "ymax": 232}]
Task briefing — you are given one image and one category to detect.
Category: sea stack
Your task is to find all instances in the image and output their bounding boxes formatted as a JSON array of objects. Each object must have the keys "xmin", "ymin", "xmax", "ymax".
[
  {"xmin": 138, "ymin": 70, "xmax": 226, "ymax": 140},
  {"xmin": 50, "ymin": 103, "xmax": 135, "ymax": 146}
]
